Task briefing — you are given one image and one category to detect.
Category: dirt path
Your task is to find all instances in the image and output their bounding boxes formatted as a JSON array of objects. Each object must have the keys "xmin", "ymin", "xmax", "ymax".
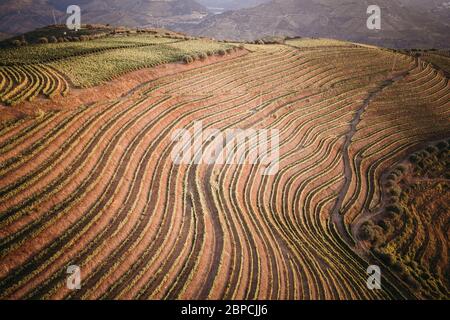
[{"xmin": 330, "ymin": 71, "xmax": 411, "ymax": 246}]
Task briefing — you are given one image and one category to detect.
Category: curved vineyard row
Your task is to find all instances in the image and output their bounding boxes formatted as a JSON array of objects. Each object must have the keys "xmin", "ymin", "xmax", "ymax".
[
  {"xmin": 0, "ymin": 36, "xmax": 236, "ymax": 105},
  {"xmin": 0, "ymin": 65, "xmax": 68, "ymax": 106}
]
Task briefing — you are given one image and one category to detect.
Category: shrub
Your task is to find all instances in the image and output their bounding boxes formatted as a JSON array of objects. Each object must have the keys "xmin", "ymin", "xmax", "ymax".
[
  {"xmin": 399, "ymin": 192, "xmax": 409, "ymax": 203},
  {"xmin": 392, "ymin": 261, "xmax": 408, "ymax": 275},
  {"xmin": 384, "ymin": 180, "xmax": 394, "ymax": 188},
  {"xmin": 49, "ymin": 36, "xmax": 58, "ymax": 43},
  {"xmin": 386, "ymin": 204, "xmax": 402, "ymax": 215},
  {"xmin": 387, "ymin": 186, "xmax": 402, "ymax": 198},
  {"xmin": 375, "ymin": 249, "xmax": 396, "ymax": 266},
  {"xmin": 257, "ymin": 40, "xmax": 265, "ymax": 45},
  {"xmin": 38, "ymin": 37, "xmax": 49, "ymax": 44},
  {"xmin": 225, "ymin": 48, "xmax": 233, "ymax": 54},
  {"xmin": 417, "ymin": 161, "xmax": 425, "ymax": 170},
  {"xmin": 359, "ymin": 221, "xmax": 374, "ymax": 240},
  {"xmin": 388, "ymin": 214, "xmax": 402, "ymax": 227},
  {"xmin": 426, "ymin": 145, "xmax": 439, "ymax": 154},
  {"xmin": 420, "ymin": 150, "xmax": 430, "ymax": 158},
  {"xmin": 436, "ymin": 141, "xmax": 448, "ymax": 150},
  {"xmin": 378, "ymin": 220, "xmax": 393, "ymax": 233},
  {"xmin": 359, "ymin": 221, "xmax": 384, "ymax": 246},
  {"xmin": 386, "ymin": 173, "xmax": 398, "ymax": 182},
  {"xmin": 409, "ymin": 154, "xmax": 420, "ymax": 163},
  {"xmin": 371, "ymin": 226, "xmax": 385, "ymax": 247},
  {"xmin": 420, "ymin": 272, "xmax": 431, "ymax": 281},
  {"xmin": 217, "ymin": 49, "xmax": 226, "ymax": 56},
  {"xmin": 396, "ymin": 164, "xmax": 408, "ymax": 174},
  {"xmin": 11, "ymin": 40, "xmax": 22, "ymax": 47},
  {"xmin": 198, "ymin": 52, "xmax": 207, "ymax": 60},
  {"xmin": 18, "ymin": 35, "xmax": 28, "ymax": 46},
  {"xmin": 182, "ymin": 55, "xmax": 194, "ymax": 64},
  {"xmin": 404, "ymin": 273, "xmax": 420, "ymax": 290}
]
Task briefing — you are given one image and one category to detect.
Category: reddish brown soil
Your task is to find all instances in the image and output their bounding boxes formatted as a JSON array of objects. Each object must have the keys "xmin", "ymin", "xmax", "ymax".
[
  {"xmin": 1, "ymin": 45, "xmax": 449, "ymax": 301},
  {"xmin": 0, "ymin": 50, "xmax": 249, "ymax": 122}
]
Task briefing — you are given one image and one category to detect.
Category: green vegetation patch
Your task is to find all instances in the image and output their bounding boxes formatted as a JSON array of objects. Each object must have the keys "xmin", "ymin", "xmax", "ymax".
[
  {"xmin": 286, "ymin": 38, "xmax": 355, "ymax": 48},
  {"xmin": 0, "ymin": 36, "xmax": 180, "ymax": 66},
  {"xmin": 166, "ymin": 40, "xmax": 234, "ymax": 56},
  {"xmin": 50, "ymin": 39, "xmax": 235, "ymax": 87}
]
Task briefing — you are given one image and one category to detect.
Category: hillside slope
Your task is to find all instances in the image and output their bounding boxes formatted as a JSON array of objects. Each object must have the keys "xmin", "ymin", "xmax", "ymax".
[
  {"xmin": 0, "ymin": 35, "xmax": 449, "ymax": 299},
  {"xmin": 0, "ymin": 0, "xmax": 209, "ymax": 39}
]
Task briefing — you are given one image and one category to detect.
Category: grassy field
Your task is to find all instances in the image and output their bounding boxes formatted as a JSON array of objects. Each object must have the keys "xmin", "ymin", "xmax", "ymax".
[
  {"xmin": 0, "ymin": 34, "xmax": 236, "ymax": 103},
  {"xmin": 0, "ymin": 36, "xmax": 179, "ymax": 65},
  {"xmin": 286, "ymin": 38, "xmax": 356, "ymax": 48},
  {"xmin": 50, "ymin": 38, "xmax": 234, "ymax": 87}
]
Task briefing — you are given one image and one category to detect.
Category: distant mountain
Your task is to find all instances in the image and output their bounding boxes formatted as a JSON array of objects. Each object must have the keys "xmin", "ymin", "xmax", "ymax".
[
  {"xmin": 0, "ymin": 0, "xmax": 57, "ymax": 39},
  {"xmin": 1, "ymin": 0, "xmax": 449, "ymax": 48},
  {"xmin": 80, "ymin": 0, "xmax": 208, "ymax": 27},
  {"xmin": 196, "ymin": 0, "xmax": 271, "ymax": 13},
  {"xmin": 181, "ymin": 0, "xmax": 450, "ymax": 48},
  {"xmin": 0, "ymin": 0, "xmax": 209, "ymax": 40}
]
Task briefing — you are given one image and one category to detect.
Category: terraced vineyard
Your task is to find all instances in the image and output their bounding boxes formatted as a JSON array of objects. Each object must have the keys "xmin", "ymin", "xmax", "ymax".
[
  {"xmin": 419, "ymin": 51, "xmax": 450, "ymax": 77},
  {"xmin": 0, "ymin": 34, "xmax": 234, "ymax": 104},
  {"xmin": 0, "ymin": 65, "xmax": 69, "ymax": 106},
  {"xmin": 0, "ymin": 39, "xmax": 449, "ymax": 299}
]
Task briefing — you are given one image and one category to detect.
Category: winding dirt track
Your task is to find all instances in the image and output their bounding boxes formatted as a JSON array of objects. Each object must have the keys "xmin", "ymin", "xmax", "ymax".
[
  {"xmin": 0, "ymin": 45, "xmax": 449, "ymax": 299},
  {"xmin": 331, "ymin": 71, "xmax": 412, "ymax": 245}
]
